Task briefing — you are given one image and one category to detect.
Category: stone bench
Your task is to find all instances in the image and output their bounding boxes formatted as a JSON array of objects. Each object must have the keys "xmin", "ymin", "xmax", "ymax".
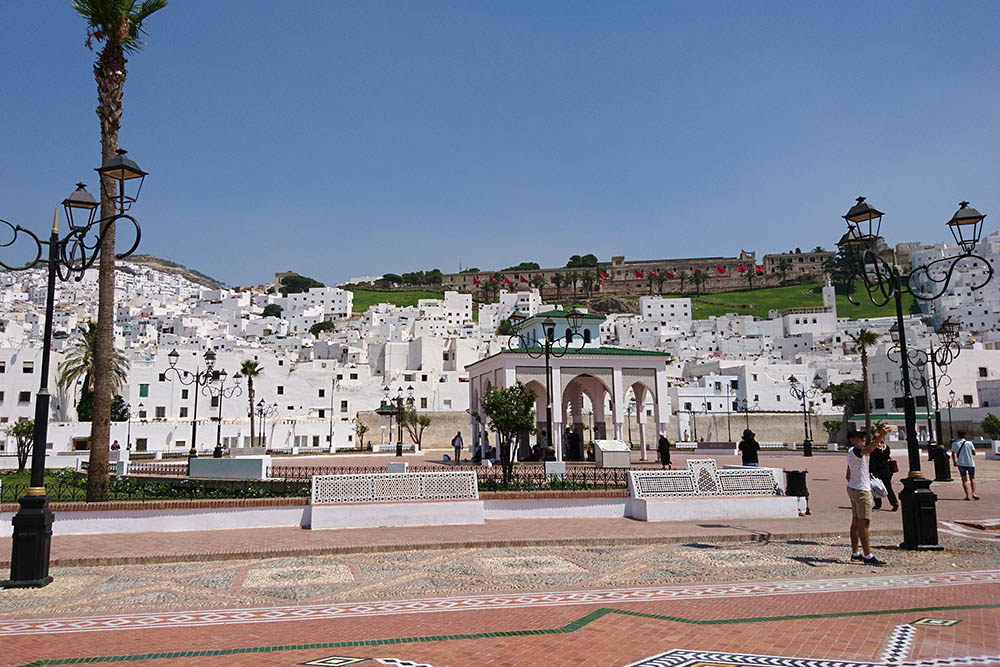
[
  {"xmin": 624, "ymin": 458, "xmax": 800, "ymax": 521},
  {"xmin": 371, "ymin": 443, "xmax": 419, "ymax": 453},
  {"xmin": 310, "ymin": 471, "xmax": 484, "ymax": 530}
]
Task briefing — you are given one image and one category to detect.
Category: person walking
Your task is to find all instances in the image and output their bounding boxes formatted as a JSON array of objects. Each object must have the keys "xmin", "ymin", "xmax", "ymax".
[
  {"xmin": 451, "ymin": 431, "xmax": 463, "ymax": 464},
  {"xmin": 846, "ymin": 427, "xmax": 887, "ymax": 566},
  {"xmin": 738, "ymin": 429, "xmax": 760, "ymax": 467},
  {"xmin": 869, "ymin": 438, "xmax": 898, "ymax": 511},
  {"xmin": 657, "ymin": 432, "xmax": 672, "ymax": 469},
  {"xmin": 951, "ymin": 430, "xmax": 979, "ymax": 500}
]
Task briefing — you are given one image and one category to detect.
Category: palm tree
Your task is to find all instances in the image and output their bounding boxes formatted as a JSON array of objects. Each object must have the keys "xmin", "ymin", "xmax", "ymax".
[
  {"xmin": 655, "ymin": 269, "xmax": 668, "ymax": 294},
  {"xmin": 530, "ymin": 275, "xmax": 546, "ymax": 292},
  {"xmin": 57, "ymin": 322, "xmax": 129, "ymax": 414},
  {"xmin": 73, "ymin": 0, "xmax": 167, "ymax": 501},
  {"xmin": 776, "ymin": 257, "xmax": 792, "ymax": 284},
  {"xmin": 848, "ymin": 329, "xmax": 881, "ymax": 441},
  {"xmin": 551, "ymin": 272, "xmax": 564, "ymax": 298},
  {"xmin": 240, "ymin": 360, "xmax": 262, "ymax": 447},
  {"xmin": 581, "ymin": 270, "xmax": 596, "ymax": 298},
  {"xmin": 743, "ymin": 268, "xmax": 754, "ymax": 291},
  {"xmin": 677, "ymin": 270, "xmax": 689, "ymax": 294}
]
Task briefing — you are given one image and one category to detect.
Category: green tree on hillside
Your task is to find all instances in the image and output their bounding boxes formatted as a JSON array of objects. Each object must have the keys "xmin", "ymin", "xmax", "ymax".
[
  {"xmin": 309, "ymin": 321, "xmax": 335, "ymax": 337},
  {"xmin": 566, "ymin": 254, "xmax": 598, "ymax": 268},
  {"xmin": 262, "ymin": 304, "xmax": 283, "ymax": 318},
  {"xmin": 551, "ymin": 272, "xmax": 565, "ymax": 298},
  {"xmin": 503, "ymin": 261, "xmax": 540, "ymax": 271},
  {"xmin": 280, "ymin": 273, "xmax": 325, "ymax": 294},
  {"xmin": 776, "ymin": 258, "xmax": 792, "ymax": 284},
  {"xmin": 530, "ymin": 275, "xmax": 546, "ymax": 290},
  {"xmin": 677, "ymin": 270, "xmax": 689, "ymax": 294}
]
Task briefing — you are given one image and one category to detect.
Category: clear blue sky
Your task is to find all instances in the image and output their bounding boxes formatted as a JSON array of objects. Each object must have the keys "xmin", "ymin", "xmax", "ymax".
[{"xmin": 2, "ymin": 1, "xmax": 998, "ymax": 287}]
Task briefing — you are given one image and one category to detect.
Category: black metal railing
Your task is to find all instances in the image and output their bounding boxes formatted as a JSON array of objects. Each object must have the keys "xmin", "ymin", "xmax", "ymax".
[{"xmin": 1, "ymin": 475, "xmax": 309, "ymax": 503}]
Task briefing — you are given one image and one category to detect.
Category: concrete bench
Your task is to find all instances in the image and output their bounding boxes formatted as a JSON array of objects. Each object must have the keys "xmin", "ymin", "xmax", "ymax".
[
  {"xmin": 310, "ymin": 471, "xmax": 483, "ymax": 530},
  {"xmin": 624, "ymin": 460, "xmax": 799, "ymax": 522},
  {"xmin": 371, "ymin": 443, "xmax": 418, "ymax": 453}
]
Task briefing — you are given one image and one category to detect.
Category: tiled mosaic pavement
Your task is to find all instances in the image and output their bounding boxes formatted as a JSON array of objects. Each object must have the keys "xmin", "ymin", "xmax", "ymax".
[
  {"xmin": 3, "ymin": 537, "xmax": 999, "ymax": 620},
  {"xmin": 3, "ymin": 537, "xmax": 1000, "ymax": 666}
]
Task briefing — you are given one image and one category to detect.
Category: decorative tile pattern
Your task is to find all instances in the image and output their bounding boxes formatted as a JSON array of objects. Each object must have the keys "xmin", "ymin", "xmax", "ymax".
[
  {"xmin": 716, "ymin": 469, "xmax": 778, "ymax": 496},
  {"xmin": 881, "ymin": 624, "xmax": 915, "ymax": 664},
  {"xmin": 3, "ymin": 568, "xmax": 996, "ymax": 636},
  {"xmin": 301, "ymin": 657, "xmax": 369, "ymax": 666},
  {"xmin": 911, "ymin": 618, "xmax": 961, "ymax": 627},
  {"xmin": 630, "ymin": 470, "xmax": 699, "ymax": 498},
  {"xmin": 311, "ymin": 471, "xmax": 479, "ymax": 504},
  {"xmin": 376, "ymin": 659, "xmax": 435, "ymax": 667}
]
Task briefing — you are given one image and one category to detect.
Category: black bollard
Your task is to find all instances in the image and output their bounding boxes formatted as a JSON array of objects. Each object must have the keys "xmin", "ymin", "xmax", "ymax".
[
  {"xmin": 802, "ymin": 439, "xmax": 813, "ymax": 457},
  {"xmin": 932, "ymin": 446, "xmax": 953, "ymax": 482}
]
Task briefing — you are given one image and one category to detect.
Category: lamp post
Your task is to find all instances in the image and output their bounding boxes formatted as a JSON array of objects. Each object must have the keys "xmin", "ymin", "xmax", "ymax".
[
  {"xmin": 1, "ymin": 151, "xmax": 147, "ymax": 589},
  {"xmin": 506, "ymin": 311, "xmax": 586, "ymax": 461},
  {"xmin": 789, "ymin": 374, "xmax": 822, "ymax": 456},
  {"xmin": 204, "ymin": 369, "xmax": 242, "ymax": 457},
  {"xmin": 737, "ymin": 398, "xmax": 758, "ymax": 430},
  {"xmin": 837, "ymin": 196, "xmax": 990, "ymax": 550},
  {"xmin": 126, "ymin": 402, "xmax": 133, "ymax": 450},
  {"xmin": 725, "ymin": 381, "xmax": 733, "ymax": 443},
  {"xmin": 626, "ymin": 398, "xmax": 635, "ymax": 444},
  {"xmin": 163, "ymin": 349, "xmax": 218, "ymax": 468},
  {"xmin": 255, "ymin": 399, "xmax": 278, "ymax": 449},
  {"xmin": 947, "ymin": 390, "xmax": 959, "ymax": 442}
]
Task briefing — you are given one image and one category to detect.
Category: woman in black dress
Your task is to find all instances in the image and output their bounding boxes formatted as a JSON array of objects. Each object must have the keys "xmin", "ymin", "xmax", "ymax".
[
  {"xmin": 657, "ymin": 433, "xmax": 672, "ymax": 469},
  {"xmin": 869, "ymin": 440, "xmax": 898, "ymax": 510}
]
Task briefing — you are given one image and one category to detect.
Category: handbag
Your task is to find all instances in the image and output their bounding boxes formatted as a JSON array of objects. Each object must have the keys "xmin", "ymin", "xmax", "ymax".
[
  {"xmin": 889, "ymin": 459, "xmax": 899, "ymax": 474},
  {"xmin": 870, "ymin": 476, "xmax": 888, "ymax": 499}
]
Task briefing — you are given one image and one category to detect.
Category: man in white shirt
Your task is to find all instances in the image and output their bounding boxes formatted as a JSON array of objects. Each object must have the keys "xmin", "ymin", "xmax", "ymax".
[{"xmin": 846, "ymin": 427, "xmax": 888, "ymax": 566}]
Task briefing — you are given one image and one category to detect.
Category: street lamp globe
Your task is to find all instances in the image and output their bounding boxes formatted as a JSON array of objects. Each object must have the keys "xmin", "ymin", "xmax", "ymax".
[
  {"xmin": 947, "ymin": 201, "xmax": 986, "ymax": 254},
  {"xmin": 842, "ymin": 196, "xmax": 884, "ymax": 245},
  {"xmin": 95, "ymin": 149, "xmax": 147, "ymax": 209},
  {"xmin": 61, "ymin": 183, "xmax": 98, "ymax": 229}
]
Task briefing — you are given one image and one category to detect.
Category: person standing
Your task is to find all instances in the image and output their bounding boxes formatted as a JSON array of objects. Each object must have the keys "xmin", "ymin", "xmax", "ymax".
[
  {"xmin": 738, "ymin": 429, "xmax": 760, "ymax": 467},
  {"xmin": 451, "ymin": 431, "xmax": 463, "ymax": 464},
  {"xmin": 869, "ymin": 438, "xmax": 898, "ymax": 511},
  {"xmin": 846, "ymin": 428, "xmax": 886, "ymax": 566},
  {"xmin": 657, "ymin": 432, "xmax": 672, "ymax": 469},
  {"xmin": 951, "ymin": 430, "xmax": 979, "ymax": 500}
]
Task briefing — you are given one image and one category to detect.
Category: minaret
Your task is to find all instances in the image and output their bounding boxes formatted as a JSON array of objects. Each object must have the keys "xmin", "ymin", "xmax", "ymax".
[{"xmin": 822, "ymin": 276, "xmax": 837, "ymax": 318}]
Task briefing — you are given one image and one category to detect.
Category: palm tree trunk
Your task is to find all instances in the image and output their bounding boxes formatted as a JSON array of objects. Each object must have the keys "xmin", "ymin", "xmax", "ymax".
[
  {"xmin": 861, "ymin": 348, "xmax": 872, "ymax": 440},
  {"xmin": 247, "ymin": 378, "xmax": 255, "ymax": 447},
  {"xmin": 87, "ymin": 36, "xmax": 127, "ymax": 502}
]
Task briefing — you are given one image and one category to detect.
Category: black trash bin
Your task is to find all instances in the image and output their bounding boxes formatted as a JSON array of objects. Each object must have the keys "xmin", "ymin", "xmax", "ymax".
[
  {"xmin": 802, "ymin": 439, "xmax": 813, "ymax": 457},
  {"xmin": 784, "ymin": 469, "xmax": 810, "ymax": 515},
  {"xmin": 932, "ymin": 445, "xmax": 953, "ymax": 482}
]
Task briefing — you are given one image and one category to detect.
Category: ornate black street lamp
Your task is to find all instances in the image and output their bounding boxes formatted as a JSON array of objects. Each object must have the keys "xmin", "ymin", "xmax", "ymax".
[
  {"xmin": 946, "ymin": 390, "xmax": 960, "ymax": 442},
  {"xmin": 507, "ymin": 311, "xmax": 586, "ymax": 459},
  {"xmin": 789, "ymin": 374, "xmax": 823, "ymax": 457},
  {"xmin": 205, "ymin": 368, "xmax": 242, "ymax": 457},
  {"xmin": 255, "ymin": 399, "xmax": 278, "ymax": 448},
  {"xmin": 163, "ymin": 349, "xmax": 222, "ymax": 467},
  {"xmin": 837, "ymin": 196, "xmax": 990, "ymax": 549},
  {"xmin": 1, "ymin": 150, "xmax": 146, "ymax": 589}
]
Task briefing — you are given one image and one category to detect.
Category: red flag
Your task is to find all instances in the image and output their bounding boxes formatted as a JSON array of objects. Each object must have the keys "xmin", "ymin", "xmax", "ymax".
[
  {"xmin": 755, "ymin": 264, "xmax": 764, "ymax": 275},
  {"xmin": 693, "ymin": 267, "xmax": 702, "ymax": 274},
  {"xmin": 519, "ymin": 275, "xmax": 529, "ymax": 283},
  {"xmin": 489, "ymin": 276, "xmax": 497, "ymax": 283},
  {"xmin": 664, "ymin": 271, "xmax": 676, "ymax": 279},
  {"xmin": 503, "ymin": 276, "xmax": 512, "ymax": 284},
  {"xmin": 737, "ymin": 264, "xmax": 747, "ymax": 274},
  {"xmin": 473, "ymin": 276, "xmax": 482, "ymax": 286},
  {"xmin": 535, "ymin": 273, "xmax": 544, "ymax": 279},
  {"xmin": 634, "ymin": 269, "xmax": 644, "ymax": 279},
  {"xmin": 599, "ymin": 271, "xmax": 609, "ymax": 280},
  {"xmin": 646, "ymin": 269, "xmax": 657, "ymax": 277},
  {"xmin": 715, "ymin": 265, "xmax": 726, "ymax": 274}
]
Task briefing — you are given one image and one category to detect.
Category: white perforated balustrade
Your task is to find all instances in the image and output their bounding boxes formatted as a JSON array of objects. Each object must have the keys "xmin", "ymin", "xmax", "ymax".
[
  {"xmin": 628, "ymin": 464, "xmax": 783, "ymax": 498},
  {"xmin": 311, "ymin": 471, "xmax": 479, "ymax": 505}
]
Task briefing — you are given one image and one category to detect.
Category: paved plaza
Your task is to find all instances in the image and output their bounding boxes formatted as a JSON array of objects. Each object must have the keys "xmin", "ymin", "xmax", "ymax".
[{"xmin": 2, "ymin": 452, "xmax": 999, "ymax": 666}]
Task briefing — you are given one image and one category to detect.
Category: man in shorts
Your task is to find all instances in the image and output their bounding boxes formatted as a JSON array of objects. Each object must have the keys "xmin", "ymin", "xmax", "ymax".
[
  {"xmin": 951, "ymin": 430, "xmax": 979, "ymax": 500},
  {"xmin": 846, "ymin": 428, "xmax": 887, "ymax": 566}
]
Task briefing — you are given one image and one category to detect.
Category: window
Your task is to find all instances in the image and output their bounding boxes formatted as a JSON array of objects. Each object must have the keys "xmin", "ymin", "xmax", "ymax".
[
  {"xmin": 340, "ymin": 400, "xmax": 348, "ymax": 413},
  {"xmin": 350, "ymin": 373, "xmax": 357, "ymax": 380},
  {"xmin": 752, "ymin": 374, "xmax": 758, "ymax": 382},
  {"xmin": 684, "ymin": 402, "xmax": 692, "ymax": 411},
  {"xmin": 980, "ymin": 367, "xmax": 988, "ymax": 378},
  {"xmin": 139, "ymin": 384, "xmax": 149, "ymax": 398},
  {"xmin": 210, "ymin": 395, "xmax": 219, "ymax": 408},
  {"xmin": 181, "ymin": 389, "xmax": 189, "ymax": 400},
  {"xmin": 155, "ymin": 406, "xmax": 166, "ymax": 418},
  {"xmin": 336, "ymin": 374, "xmax": 343, "ymax": 381},
  {"xmin": 277, "ymin": 386, "xmax": 284, "ymax": 395},
  {"xmin": 318, "ymin": 409, "xmax": 325, "ymax": 418},
  {"xmin": 278, "ymin": 360, "xmax": 284, "ymax": 366},
  {"xmin": 18, "ymin": 391, "xmax": 31, "ymax": 404},
  {"xmin": 421, "ymin": 374, "xmax": 428, "ymax": 382},
  {"xmin": 776, "ymin": 395, "xmax": 781, "ymax": 402},
  {"xmin": 0, "ymin": 361, "xmax": 5, "ymax": 373},
  {"xmin": 135, "ymin": 438, "xmax": 147, "ymax": 452},
  {"xmin": 404, "ymin": 374, "xmax": 413, "ymax": 382},
  {"xmin": 22, "ymin": 361, "xmax": 33, "ymax": 373},
  {"xmin": 443, "ymin": 399, "xmax": 452, "ymax": 409},
  {"xmin": 175, "ymin": 440, "xmax": 186, "ymax": 448},
  {"xmin": 179, "ymin": 407, "xmax": 189, "ymax": 418},
  {"xmin": 753, "ymin": 394, "xmax": 759, "ymax": 401},
  {"xmin": 158, "ymin": 373, "xmax": 166, "ymax": 382},
  {"xmin": 0, "ymin": 391, "xmax": 3, "ymax": 403},
  {"xmin": 915, "ymin": 395, "xmax": 927, "ymax": 407},
  {"xmin": 583, "ymin": 329, "xmax": 592, "ymax": 344},
  {"xmin": 963, "ymin": 394, "xmax": 973, "ymax": 405},
  {"xmin": 420, "ymin": 397, "xmax": 428, "ymax": 409},
  {"xmin": 318, "ymin": 388, "xmax": 325, "ymax": 398},
  {"xmin": 138, "ymin": 407, "xmax": 147, "ymax": 419}
]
